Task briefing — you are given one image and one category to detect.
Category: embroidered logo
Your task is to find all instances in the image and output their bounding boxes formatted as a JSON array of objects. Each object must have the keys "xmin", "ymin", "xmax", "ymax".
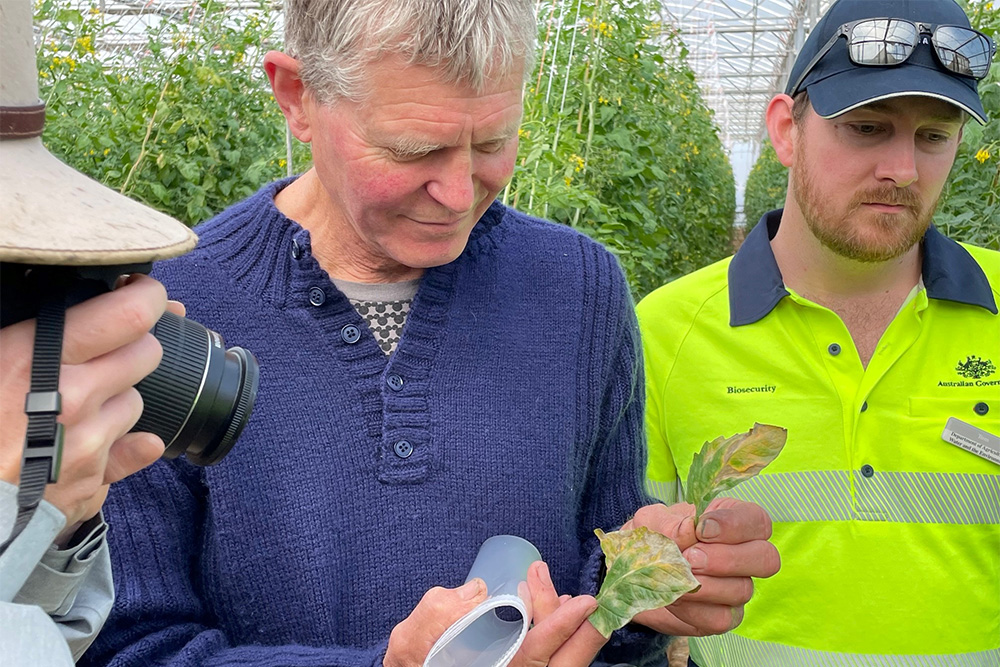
[{"xmin": 955, "ymin": 356, "xmax": 996, "ymax": 380}]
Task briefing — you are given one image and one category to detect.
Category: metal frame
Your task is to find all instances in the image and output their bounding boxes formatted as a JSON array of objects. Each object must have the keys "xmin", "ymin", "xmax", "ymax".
[{"xmin": 660, "ymin": 0, "xmax": 830, "ymax": 158}]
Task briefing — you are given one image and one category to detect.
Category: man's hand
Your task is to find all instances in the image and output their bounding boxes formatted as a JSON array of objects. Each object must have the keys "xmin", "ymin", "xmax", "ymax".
[
  {"xmin": 510, "ymin": 561, "xmax": 606, "ymax": 667},
  {"xmin": 625, "ymin": 498, "xmax": 779, "ymax": 637},
  {"xmin": 384, "ymin": 578, "xmax": 490, "ymax": 667},
  {"xmin": 385, "ymin": 561, "xmax": 608, "ymax": 667},
  {"xmin": 0, "ymin": 274, "xmax": 180, "ymax": 546}
]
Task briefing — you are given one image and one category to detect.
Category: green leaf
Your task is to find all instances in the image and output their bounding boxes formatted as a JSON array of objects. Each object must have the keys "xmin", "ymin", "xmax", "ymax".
[
  {"xmin": 686, "ymin": 423, "xmax": 788, "ymax": 524},
  {"xmin": 589, "ymin": 527, "xmax": 701, "ymax": 638}
]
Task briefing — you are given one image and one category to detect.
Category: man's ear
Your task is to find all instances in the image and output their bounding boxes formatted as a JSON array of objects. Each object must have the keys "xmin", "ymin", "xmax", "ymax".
[
  {"xmin": 264, "ymin": 51, "xmax": 312, "ymax": 143},
  {"xmin": 766, "ymin": 94, "xmax": 797, "ymax": 168}
]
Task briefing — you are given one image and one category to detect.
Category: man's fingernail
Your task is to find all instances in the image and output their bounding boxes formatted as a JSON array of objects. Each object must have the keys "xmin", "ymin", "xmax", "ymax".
[
  {"xmin": 461, "ymin": 579, "xmax": 484, "ymax": 599},
  {"xmin": 687, "ymin": 547, "xmax": 707, "ymax": 570},
  {"xmin": 538, "ymin": 561, "xmax": 552, "ymax": 586},
  {"xmin": 731, "ymin": 606, "xmax": 744, "ymax": 630},
  {"xmin": 700, "ymin": 518, "xmax": 721, "ymax": 539}
]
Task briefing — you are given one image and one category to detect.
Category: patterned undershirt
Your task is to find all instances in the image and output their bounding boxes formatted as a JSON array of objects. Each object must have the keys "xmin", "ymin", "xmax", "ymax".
[{"xmin": 332, "ymin": 277, "xmax": 421, "ymax": 355}]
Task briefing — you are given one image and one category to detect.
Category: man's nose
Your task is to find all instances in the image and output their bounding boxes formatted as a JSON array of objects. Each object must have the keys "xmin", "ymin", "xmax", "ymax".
[
  {"xmin": 426, "ymin": 150, "xmax": 475, "ymax": 213},
  {"xmin": 874, "ymin": 136, "xmax": 919, "ymax": 188}
]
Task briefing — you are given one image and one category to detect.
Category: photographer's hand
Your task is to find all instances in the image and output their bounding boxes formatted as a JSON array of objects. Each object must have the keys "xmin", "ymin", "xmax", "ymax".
[{"xmin": 0, "ymin": 274, "xmax": 181, "ymax": 547}]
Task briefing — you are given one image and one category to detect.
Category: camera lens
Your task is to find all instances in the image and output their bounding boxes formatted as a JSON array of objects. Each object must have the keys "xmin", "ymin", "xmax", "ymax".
[{"xmin": 131, "ymin": 311, "xmax": 259, "ymax": 466}]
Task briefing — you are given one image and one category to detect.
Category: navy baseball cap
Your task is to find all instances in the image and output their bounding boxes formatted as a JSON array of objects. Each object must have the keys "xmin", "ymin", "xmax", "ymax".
[{"xmin": 785, "ymin": 0, "xmax": 989, "ymax": 124}]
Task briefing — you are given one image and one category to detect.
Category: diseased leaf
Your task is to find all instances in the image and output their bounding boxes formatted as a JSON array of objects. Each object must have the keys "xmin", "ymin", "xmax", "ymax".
[
  {"xmin": 589, "ymin": 527, "xmax": 701, "ymax": 638},
  {"xmin": 686, "ymin": 423, "xmax": 787, "ymax": 524}
]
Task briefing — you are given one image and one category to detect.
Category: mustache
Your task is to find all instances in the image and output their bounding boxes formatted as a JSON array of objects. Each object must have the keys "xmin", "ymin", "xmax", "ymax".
[{"xmin": 850, "ymin": 186, "xmax": 920, "ymax": 208}]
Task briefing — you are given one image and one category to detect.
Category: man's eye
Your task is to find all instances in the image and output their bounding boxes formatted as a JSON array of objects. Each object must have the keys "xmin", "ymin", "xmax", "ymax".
[
  {"xmin": 922, "ymin": 131, "xmax": 950, "ymax": 143},
  {"xmin": 476, "ymin": 141, "xmax": 507, "ymax": 154},
  {"xmin": 849, "ymin": 123, "xmax": 882, "ymax": 136}
]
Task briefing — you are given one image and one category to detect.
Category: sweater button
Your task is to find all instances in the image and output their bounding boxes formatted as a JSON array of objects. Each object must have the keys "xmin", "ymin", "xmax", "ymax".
[
  {"xmin": 291, "ymin": 239, "xmax": 302, "ymax": 259},
  {"xmin": 387, "ymin": 374, "xmax": 404, "ymax": 391},
  {"xmin": 308, "ymin": 286, "xmax": 326, "ymax": 306},
  {"xmin": 393, "ymin": 440, "xmax": 413, "ymax": 459},
  {"xmin": 341, "ymin": 324, "xmax": 361, "ymax": 344}
]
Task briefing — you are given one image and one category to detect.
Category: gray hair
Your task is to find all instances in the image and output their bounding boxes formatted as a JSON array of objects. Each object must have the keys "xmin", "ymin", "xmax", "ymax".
[{"xmin": 284, "ymin": 0, "xmax": 538, "ymax": 104}]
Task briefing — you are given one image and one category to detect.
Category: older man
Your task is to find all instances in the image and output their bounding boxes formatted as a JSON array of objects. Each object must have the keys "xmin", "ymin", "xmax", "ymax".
[
  {"xmin": 86, "ymin": 1, "xmax": 778, "ymax": 666},
  {"xmin": 639, "ymin": 0, "xmax": 998, "ymax": 664}
]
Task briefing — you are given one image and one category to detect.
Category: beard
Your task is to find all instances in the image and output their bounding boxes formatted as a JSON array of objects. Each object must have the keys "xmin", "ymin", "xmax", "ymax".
[{"xmin": 791, "ymin": 159, "xmax": 938, "ymax": 263}]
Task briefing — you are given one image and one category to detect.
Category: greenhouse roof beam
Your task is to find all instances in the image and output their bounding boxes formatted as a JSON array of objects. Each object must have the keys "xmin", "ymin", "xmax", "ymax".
[{"xmin": 662, "ymin": 0, "xmax": 832, "ymax": 147}]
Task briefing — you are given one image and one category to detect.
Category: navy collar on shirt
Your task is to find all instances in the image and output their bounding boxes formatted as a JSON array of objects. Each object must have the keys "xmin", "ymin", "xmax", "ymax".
[{"xmin": 728, "ymin": 209, "xmax": 998, "ymax": 327}]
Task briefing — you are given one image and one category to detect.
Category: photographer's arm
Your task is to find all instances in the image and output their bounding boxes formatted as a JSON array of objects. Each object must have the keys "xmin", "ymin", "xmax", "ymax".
[{"xmin": 0, "ymin": 274, "xmax": 172, "ymax": 658}]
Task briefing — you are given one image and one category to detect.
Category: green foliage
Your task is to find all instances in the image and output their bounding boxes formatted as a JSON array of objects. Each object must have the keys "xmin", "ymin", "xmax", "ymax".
[
  {"xmin": 743, "ymin": 1, "xmax": 1000, "ymax": 249},
  {"xmin": 35, "ymin": 0, "xmax": 310, "ymax": 226},
  {"xmin": 937, "ymin": 0, "xmax": 1000, "ymax": 248},
  {"xmin": 508, "ymin": 0, "xmax": 736, "ymax": 297},
  {"xmin": 742, "ymin": 140, "xmax": 787, "ymax": 232}
]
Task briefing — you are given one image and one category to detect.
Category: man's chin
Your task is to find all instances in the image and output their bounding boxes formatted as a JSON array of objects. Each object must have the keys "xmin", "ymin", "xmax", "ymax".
[
  {"xmin": 824, "ymin": 226, "xmax": 927, "ymax": 263},
  {"xmin": 390, "ymin": 238, "xmax": 471, "ymax": 270}
]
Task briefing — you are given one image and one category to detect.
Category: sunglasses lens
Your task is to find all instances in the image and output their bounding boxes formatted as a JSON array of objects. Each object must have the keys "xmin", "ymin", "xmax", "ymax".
[
  {"xmin": 849, "ymin": 19, "xmax": 917, "ymax": 65},
  {"xmin": 933, "ymin": 27, "xmax": 995, "ymax": 78}
]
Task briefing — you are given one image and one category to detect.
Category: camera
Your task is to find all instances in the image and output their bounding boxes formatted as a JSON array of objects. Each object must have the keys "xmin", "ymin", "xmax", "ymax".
[{"xmin": 1, "ymin": 262, "xmax": 259, "ymax": 466}]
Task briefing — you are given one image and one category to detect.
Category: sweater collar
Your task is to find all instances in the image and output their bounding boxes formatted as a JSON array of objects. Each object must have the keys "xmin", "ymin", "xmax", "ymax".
[{"xmin": 729, "ymin": 209, "xmax": 997, "ymax": 327}]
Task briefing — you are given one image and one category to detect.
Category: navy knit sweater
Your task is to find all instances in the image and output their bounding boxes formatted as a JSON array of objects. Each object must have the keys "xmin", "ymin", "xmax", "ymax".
[{"xmin": 84, "ymin": 180, "xmax": 668, "ymax": 666}]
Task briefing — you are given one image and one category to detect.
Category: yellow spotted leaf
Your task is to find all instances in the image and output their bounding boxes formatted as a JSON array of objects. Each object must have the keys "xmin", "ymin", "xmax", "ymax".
[
  {"xmin": 686, "ymin": 423, "xmax": 787, "ymax": 524},
  {"xmin": 589, "ymin": 527, "xmax": 701, "ymax": 638}
]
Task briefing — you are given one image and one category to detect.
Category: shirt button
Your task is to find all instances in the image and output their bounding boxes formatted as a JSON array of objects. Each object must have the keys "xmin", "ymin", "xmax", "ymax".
[
  {"xmin": 291, "ymin": 239, "xmax": 302, "ymax": 259},
  {"xmin": 393, "ymin": 440, "xmax": 413, "ymax": 459},
  {"xmin": 308, "ymin": 286, "xmax": 326, "ymax": 306},
  {"xmin": 860, "ymin": 464, "xmax": 874, "ymax": 478},
  {"xmin": 828, "ymin": 343, "xmax": 841, "ymax": 356},
  {"xmin": 861, "ymin": 401, "xmax": 868, "ymax": 412},
  {"xmin": 386, "ymin": 374, "xmax": 404, "ymax": 391},
  {"xmin": 341, "ymin": 324, "xmax": 361, "ymax": 344},
  {"xmin": 974, "ymin": 402, "xmax": 990, "ymax": 416}
]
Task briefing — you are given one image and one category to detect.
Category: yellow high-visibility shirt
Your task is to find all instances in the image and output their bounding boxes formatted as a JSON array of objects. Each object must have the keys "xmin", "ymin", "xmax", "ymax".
[{"xmin": 638, "ymin": 210, "xmax": 1000, "ymax": 666}]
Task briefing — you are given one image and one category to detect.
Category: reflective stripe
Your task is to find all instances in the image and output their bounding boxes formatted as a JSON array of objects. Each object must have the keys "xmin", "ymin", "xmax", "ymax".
[
  {"xmin": 691, "ymin": 633, "xmax": 1000, "ymax": 666},
  {"xmin": 716, "ymin": 471, "xmax": 1000, "ymax": 524},
  {"xmin": 854, "ymin": 471, "xmax": 1000, "ymax": 525},
  {"xmin": 715, "ymin": 470, "xmax": 853, "ymax": 522},
  {"xmin": 645, "ymin": 478, "xmax": 678, "ymax": 504}
]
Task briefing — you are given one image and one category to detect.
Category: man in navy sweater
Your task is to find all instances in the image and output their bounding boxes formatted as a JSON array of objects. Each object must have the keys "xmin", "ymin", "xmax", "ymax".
[{"xmin": 86, "ymin": 1, "xmax": 779, "ymax": 665}]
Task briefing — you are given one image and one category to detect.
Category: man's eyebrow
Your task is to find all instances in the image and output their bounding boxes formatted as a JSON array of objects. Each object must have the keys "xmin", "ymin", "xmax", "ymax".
[
  {"xmin": 383, "ymin": 124, "xmax": 521, "ymax": 155},
  {"xmin": 385, "ymin": 136, "xmax": 441, "ymax": 156},
  {"xmin": 477, "ymin": 124, "xmax": 521, "ymax": 144}
]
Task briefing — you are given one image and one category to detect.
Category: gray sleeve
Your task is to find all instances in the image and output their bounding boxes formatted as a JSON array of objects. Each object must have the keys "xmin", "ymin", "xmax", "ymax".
[
  {"xmin": 0, "ymin": 482, "xmax": 115, "ymax": 660},
  {"xmin": 16, "ymin": 514, "xmax": 115, "ymax": 660},
  {"xmin": 0, "ymin": 602, "xmax": 75, "ymax": 666},
  {"xmin": 0, "ymin": 481, "xmax": 66, "ymax": 602}
]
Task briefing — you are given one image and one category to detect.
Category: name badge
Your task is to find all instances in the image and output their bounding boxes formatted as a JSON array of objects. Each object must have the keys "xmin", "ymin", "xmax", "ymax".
[{"xmin": 942, "ymin": 417, "xmax": 1000, "ymax": 466}]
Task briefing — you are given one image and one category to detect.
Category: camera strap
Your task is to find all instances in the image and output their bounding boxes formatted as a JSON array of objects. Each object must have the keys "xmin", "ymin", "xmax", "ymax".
[{"xmin": 0, "ymin": 283, "xmax": 67, "ymax": 552}]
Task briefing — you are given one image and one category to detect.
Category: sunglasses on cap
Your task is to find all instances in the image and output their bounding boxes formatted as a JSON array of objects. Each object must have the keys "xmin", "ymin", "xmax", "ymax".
[{"xmin": 789, "ymin": 18, "xmax": 996, "ymax": 97}]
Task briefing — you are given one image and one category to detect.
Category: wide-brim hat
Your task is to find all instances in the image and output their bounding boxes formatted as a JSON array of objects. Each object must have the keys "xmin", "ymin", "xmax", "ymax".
[
  {"xmin": 785, "ymin": 0, "xmax": 989, "ymax": 124},
  {"xmin": 0, "ymin": 0, "xmax": 196, "ymax": 266},
  {"xmin": 0, "ymin": 138, "xmax": 197, "ymax": 265}
]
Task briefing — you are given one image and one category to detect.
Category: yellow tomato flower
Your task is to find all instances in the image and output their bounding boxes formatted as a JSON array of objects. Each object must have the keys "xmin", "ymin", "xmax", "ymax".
[{"xmin": 975, "ymin": 147, "xmax": 990, "ymax": 163}]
